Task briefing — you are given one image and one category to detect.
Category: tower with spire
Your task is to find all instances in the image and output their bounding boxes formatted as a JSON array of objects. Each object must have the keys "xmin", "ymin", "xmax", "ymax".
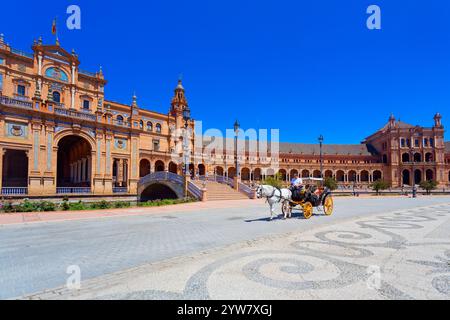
[{"xmin": 170, "ymin": 79, "xmax": 188, "ymax": 117}]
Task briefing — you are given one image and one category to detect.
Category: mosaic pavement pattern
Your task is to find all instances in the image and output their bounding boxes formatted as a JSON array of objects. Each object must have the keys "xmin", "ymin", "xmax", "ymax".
[{"xmin": 23, "ymin": 203, "xmax": 450, "ymax": 300}]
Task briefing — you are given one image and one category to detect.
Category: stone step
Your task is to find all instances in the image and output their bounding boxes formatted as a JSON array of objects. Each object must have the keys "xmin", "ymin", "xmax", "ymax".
[{"xmin": 192, "ymin": 180, "xmax": 250, "ymax": 200}]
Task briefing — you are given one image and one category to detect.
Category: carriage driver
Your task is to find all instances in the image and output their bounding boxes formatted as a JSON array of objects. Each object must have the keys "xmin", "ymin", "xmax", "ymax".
[{"xmin": 290, "ymin": 174, "xmax": 303, "ymax": 188}]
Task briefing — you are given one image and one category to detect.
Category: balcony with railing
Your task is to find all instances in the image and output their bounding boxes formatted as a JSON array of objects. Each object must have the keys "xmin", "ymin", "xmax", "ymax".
[
  {"xmin": 10, "ymin": 47, "xmax": 33, "ymax": 59},
  {"xmin": 78, "ymin": 69, "xmax": 97, "ymax": 78},
  {"xmin": 54, "ymin": 107, "xmax": 97, "ymax": 121},
  {"xmin": 0, "ymin": 95, "xmax": 33, "ymax": 109},
  {"xmin": 56, "ymin": 187, "xmax": 92, "ymax": 194},
  {"xmin": 113, "ymin": 187, "xmax": 128, "ymax": 193},
  {"xmin": 1, "ymin": 187, "xmax": 28, "ymax": 195}
]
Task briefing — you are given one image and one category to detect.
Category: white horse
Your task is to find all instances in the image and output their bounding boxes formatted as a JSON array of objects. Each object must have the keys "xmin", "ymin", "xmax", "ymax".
[{"xmin": 256, "ymin": 185, "xmax": 292, "ymax": 220}]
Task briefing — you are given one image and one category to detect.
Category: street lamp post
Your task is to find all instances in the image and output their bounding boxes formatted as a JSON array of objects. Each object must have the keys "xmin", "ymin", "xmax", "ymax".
[
  {"xmin": 318, "ymin": 135, "xmax": 324, "ymax": 180},
  {"xmin": 234, "ymin": 120, "xmax": 240, "ymax": 188},
  {"xmin": 409, "ymin": 142, "xmax": 417, "ymax": 198},
  {"xmin": 183, "ymin": 107, "xmax": 191, "ymax": 197}
]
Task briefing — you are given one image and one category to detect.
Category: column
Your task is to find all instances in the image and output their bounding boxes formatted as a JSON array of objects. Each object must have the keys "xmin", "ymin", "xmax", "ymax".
[
  {"xmin": 0, "ymin": 148, "xmax": 3, "ymax": 191},
  {"xmin": 81, "ymin": 158, "xmax": 87, "ymax": 183},
  {"xmin": 87, "ymin": 156, "xmax": 91, "ymax": 186},
  {"xmin": 77, "ymin": 160, "xmax": 82, "ymax": 184},
  {"xmin": 118, "ymin": 159, "xmax": 124, "ymax": 186}
]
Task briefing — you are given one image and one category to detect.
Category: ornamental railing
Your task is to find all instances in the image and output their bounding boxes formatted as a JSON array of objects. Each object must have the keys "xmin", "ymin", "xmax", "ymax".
[
  {"xmin": 0, "ymin": 95, "xmax": 33, "ymax": 109},
  {"xmin": 56, "ymin": 187, "xmax": 91, "ymax": 194},
  {"xmin": 187, "ymin": 181, "xmax": 203, "ymax": 200},
  {"xmin": 1, "ymin": 187, "xmax": 28, "ymax": 195},
  {"xmin": 237, "ymin": 182, "xmax": 255, "ymax": 198},
  {"xmin": 138, "ymin": 171, "xmax": 185, "ymax": 186},
  {"xmin": 78, "ymin": 69, "xmax": 97, "ymax": 77},
  {"xmin": 54, "ymin": 107, "xmax": 97, "ymax": 121},
  {"xmin": 113, "ymin": 187, "xmax": 128, "ymax": 193},
  {"xmin": 11, "ymin": 47, "xmax": 33, "ymax": 59}
]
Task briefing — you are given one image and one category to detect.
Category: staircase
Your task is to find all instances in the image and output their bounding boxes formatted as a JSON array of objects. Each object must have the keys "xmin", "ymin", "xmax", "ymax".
[{"xmin": 193, "ymin": 180, "xmax": 249, "ymax": 201}]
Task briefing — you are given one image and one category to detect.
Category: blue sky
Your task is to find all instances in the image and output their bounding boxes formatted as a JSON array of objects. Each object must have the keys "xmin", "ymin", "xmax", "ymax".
[{"xmin": 1, "ymin": 0, "xmax": 449, "ymax": 143}]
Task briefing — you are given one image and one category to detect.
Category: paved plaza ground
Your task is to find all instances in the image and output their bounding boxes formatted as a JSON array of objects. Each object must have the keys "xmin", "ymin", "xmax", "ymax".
[{"xmin": 0, "ymin": 196, "xmax": 449, "ymax": 299}]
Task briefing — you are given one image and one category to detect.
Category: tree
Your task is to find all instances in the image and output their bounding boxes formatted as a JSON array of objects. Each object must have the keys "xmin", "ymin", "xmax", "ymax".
[
  {"xmin": 419, "ymin": 180, "xmax": 438, "ymax": 195},
  {"xmin": 371, "ymin": 179, "xmax": 390, "ymax": 195},
  {"xmin": 262, "ymin": 173, "xmax": 283, "ymax": 189},
  {"xmin": 324, "ymin": 177, "xmax": 338, "ymax": 191}
]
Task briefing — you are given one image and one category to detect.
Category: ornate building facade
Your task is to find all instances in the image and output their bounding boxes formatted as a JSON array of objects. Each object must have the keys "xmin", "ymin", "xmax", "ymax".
[{"xmin": 0, "ymin": 35, "xmax": 449, "ymax": 198}]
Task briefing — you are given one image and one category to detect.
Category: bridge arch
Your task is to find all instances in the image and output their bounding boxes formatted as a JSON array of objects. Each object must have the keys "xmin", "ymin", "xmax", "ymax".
[{"xmin": 137, "ymin": 172, "xmax": 201, "ymax": 201}]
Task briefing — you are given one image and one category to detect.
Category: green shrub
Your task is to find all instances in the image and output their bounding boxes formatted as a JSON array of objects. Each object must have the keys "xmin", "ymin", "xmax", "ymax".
[
  {"xmin": 113, "ymin": 201, "xmax": 131, "ymax": 208},
  {"xmin": 37, "ymin": 201, "xmax": 56, "ymax": 211},
  {"xmin": 138, "ymin": 197, "xmax": 196, "ymax": 207},
  {"xmin": 419, "ymin": 180, "xmax": 438, "ymax": 195},
  {"xmin": 1, "ymin": 201, "xmax": 15, "ymax": 213},
  {"xmin": 324, "ymin": 177, "xmax": 338, "ymax": 191},
  {"xmin": 371, "ymin": 179, "xmax": 390, "ymax": 195},
  {"xmin": 262, "ymin": 174, "xmax": 283, "ymax": 189},
  {"xmin": 60, "ymin": 200, "xmax": 70, "ymax": 211},
  {"xmin": 69, "ymin": 201, "xmax": 88, "ymax": 211},
  {"xmin": 90, "ymin": 200, "xmax": 111, "ymax": 210}
]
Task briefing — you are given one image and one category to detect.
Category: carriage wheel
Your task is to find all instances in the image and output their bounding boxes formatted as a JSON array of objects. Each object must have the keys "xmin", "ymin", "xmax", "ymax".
[
  {"xmin": 323, "ymin": 196, "xmax": 334, "ymax": 216},
  {"xmin": 303, "ymin": 202, "xmax": 313, "ymax": 219},
  {"xmin": 281, "ymin": 200, "xmax": 292, "ymax": 218}
]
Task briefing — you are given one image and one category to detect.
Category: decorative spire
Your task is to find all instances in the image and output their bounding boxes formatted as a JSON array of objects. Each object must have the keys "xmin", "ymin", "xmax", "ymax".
[
  {"xmin": 0, "ymin": 33, "xmax": 4, "ymax": 45},
  {"xmin": 38, "ymin": 36, "xmax": 43, "ymax": 45},
  {"xmin": 132, "ymin": 92, "xmax": 137, "ymax": 107},
  {"xmin": 434, "ymin": 112, "xmax": 442, "ymax": 128},
  {"xmin": 99, "ymin": 65, "xmax": 103, "ymax": 77},
  {"xmin": 170, "ymin": 78, "xmax": 188, "ymax": 116}
]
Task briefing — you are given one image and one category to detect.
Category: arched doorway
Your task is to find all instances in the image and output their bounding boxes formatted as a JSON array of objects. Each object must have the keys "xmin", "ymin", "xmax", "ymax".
[
  {"xmin": 360, "ymin": 170, "xmax": 369, "ymax": 182},
  {"xmin": 57, "ymin": 135, "xmax": 92, "ymax": 189},
  {"xmin": 139, "ymin": 159, "xmax": 151, "ymax": 177},
  {"xmin": 140, "ymin": 183, "xmax": 178, "ymax": 201},
  {"xmin": 336, "ymin": 170, "xmax": 345, "ymax": 182},
  {"xmin": 426, "ymin": 169, "xmax": 434, "ymax": 181},
  {"xmin": 198, "ymin": 164, "xmax": 206, "ymax": 176},
  {"xmin": 402, "ymin": 169, "xmax": 410, "ymax": 186},
  {"xmin": 290, "ymin": 169, "xmax": 299, "ymax": 179},
  {"xmin": 2, "ymin": 149, "xmax": 28, "ymax": 192},
  {"xmin": 169, "ymin": 162, "xmax": 178, "ymax": 174},
  {"xmin": 402, "ymin": 153, "xmax": 410, "ymax": 163},
  {"xmin": 228, "ymin": 167, "xmax": 236, "ymax": 179},
  {"xmin": 414, "ymin": 169, "xmax": 422, "ymax": 185},
  {"xmin": 413, "ymin": 153, "xmax": 422, "ymax": 162},
  {"xmin": 241, "ymin": 167, "xmax": 250, "ymax": 181},
  {"xmin": 313, "ymin": 170, "xmax": 321, "ymax": 178},
  {"xmin": 154, "ymin": 160, "xmax": 165, "ymax": 172},
  {"xmin": 253, "ymin": 168, "xmax": 262, "ymax": 181},
  {"xmin": 278, "ymin": 169, "xmax": 287, "ymax": 181},
  {"xmin": 324, "ymin": 170, "xmax": 333, "ymax": 178},
  {"xmin": 425, "ymin": 153, "xmax": 433, "ymax": 162},
  {"xmin": 215, "ymin": 166, "xmax": 224, "ymax": 176},
  {"xmin": 373, "ymin": 170, "xmax": 382, "ymax": 181},
  {"xmin": 301, "ymin": 169, "xmax": 310, "ymax": 178},
  {"xmin": 348, "ymin": 170, "xmax": 357, "ymax": 182}
]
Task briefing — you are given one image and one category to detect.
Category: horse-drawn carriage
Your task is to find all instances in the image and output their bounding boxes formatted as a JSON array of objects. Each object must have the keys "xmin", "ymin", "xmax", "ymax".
[{"xmin": 281, "ymin": 178, "xmax": 334, "ymax": 219}]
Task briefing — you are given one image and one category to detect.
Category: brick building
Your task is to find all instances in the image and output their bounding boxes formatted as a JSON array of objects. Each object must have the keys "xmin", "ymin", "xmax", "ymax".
[{"xmin": 0, "ymin": 35, "xmax": 449, "ymax": 198}]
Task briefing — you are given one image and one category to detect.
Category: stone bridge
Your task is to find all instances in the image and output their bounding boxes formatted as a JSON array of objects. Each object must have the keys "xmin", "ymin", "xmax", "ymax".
[{"xmin": 137, "ymin": 172, "xmax": 203, "ymax": 201}]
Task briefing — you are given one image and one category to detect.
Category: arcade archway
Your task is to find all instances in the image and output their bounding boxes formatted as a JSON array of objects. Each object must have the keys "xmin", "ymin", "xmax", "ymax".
[{"xmin": 57, "ymin": 135, "xmax": 92, "ymax": 188}]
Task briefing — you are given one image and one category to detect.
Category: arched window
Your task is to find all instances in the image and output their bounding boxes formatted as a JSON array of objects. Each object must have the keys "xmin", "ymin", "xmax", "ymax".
[
  {"xmin": 147, "ymin": 121, "xmax": 153, "ymax": 131},
  {"xmin": 117, "ymin": 115, "xmax": 124, "ymax": 125},
  {"xmin": 139, "ymin": 120, "xmax": 144, "ymax": 129},
  {"xmin": 155, "ymin": 123, "xmax": 162, "ymax": 133},
  {"xmin": 402, "ymin": 153, "xmax": 410, "ymax": 163},
  {"xmin": 52, "ymin": 91, "xmax": 61, "ymax": 103}
]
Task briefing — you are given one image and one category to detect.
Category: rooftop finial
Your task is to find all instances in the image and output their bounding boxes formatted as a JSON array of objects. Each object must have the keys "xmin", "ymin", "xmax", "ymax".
[{"xmin": 0, "ymin": 33, "xmax": 4, "ymax": 45}]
